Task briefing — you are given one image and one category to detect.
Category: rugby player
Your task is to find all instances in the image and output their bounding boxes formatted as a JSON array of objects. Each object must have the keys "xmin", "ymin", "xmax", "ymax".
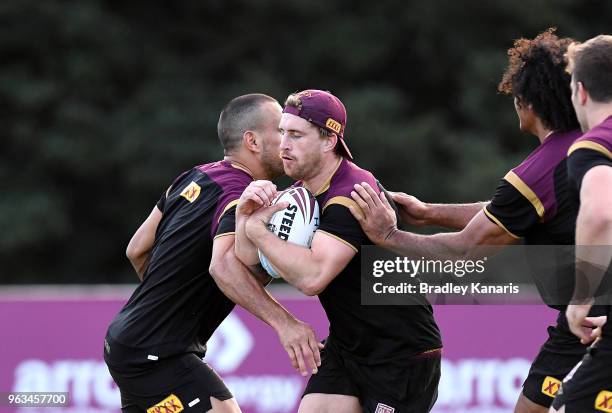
[
  {"xmin": 235, "ymin": 90, "xmax": 442, "ymax": 413},
  {"xmin": 550, "ymin": 34, "xmax": 612, "ymax": 413},
  {"xmin": 349, "ymin": 29, "xmax": 604, "ymax": 413},
  {"xmin": 103, "ymin": 94, "xmax": 322, "ymax": 413}
]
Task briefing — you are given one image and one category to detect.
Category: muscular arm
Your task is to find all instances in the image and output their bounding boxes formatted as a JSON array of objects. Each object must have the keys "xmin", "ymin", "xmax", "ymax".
[
  {"xmin": 384, "ymin": 210, "xmax": 518, "ymax": 259},
  {"xmin": 210, "ymin": 235, "xmax": 290, "ymax": 327},
  {"xmin": 423, "ymin": 202, "xmax": 488, "ymax": 230},
  {"xmin": 390, "ymin": 192, "xmax": 485, "ymax": 230},
  {"xmin": 235, "ymin": 211, "xmax": 260, "ymax": 266},
  {"xmin": 350, "ymin": 183, "xmax": 517, "ymax": 260},
  {"xmin": 574, "ymin": 165, "xmax": 612, "ymax": 300},
  {"xmin": 126, "ymin": 206, "xmax": 162, "ymax": 280},
  {"xmin": 235, "ymin": 180, "xmax": 279, "ymax": 266},
  {"xmin": 246, "ymin": 207, "xmax": 356, "ymax": 296},
  {"xmin": 209, "ymin": 234, "xmax": 322, "ymax": 375}
]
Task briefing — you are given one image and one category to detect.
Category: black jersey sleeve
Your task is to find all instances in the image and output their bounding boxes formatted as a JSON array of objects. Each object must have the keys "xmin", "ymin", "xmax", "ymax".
[
  {"xmin": 567, "ymin": 148, "xmax": 612, "ymax": 191},
  {"xmin": 215, "ymin": 205, "xmax": 237, "ymax": 238},
  {"xmin": 156, "ymin": 189, "xmax": 167, "ymax": 212},
  {"xmin": 317, "ymin": 203, "xmax": 368, "ymax": 252},
  {"xmin": 484, "ymin": 178, "xmax": 540, "ymax": 238}
]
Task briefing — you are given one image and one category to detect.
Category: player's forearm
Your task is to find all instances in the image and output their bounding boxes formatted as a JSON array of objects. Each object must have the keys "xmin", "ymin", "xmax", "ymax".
[
  {"xmin": 249, "ymin": 224, "xmax": 323, "ymax": 295},
  {"xmin": 234, "ymin": 214, "xmax": 261, "ymax": 266},
  {"xmin": 383, "ymin": 229, "xmax": 473, "ymax": 260},
  {"xmin": 209, "ymin": 254, "xmax": 295, "ymax": 331},
  {"xmin": 425, "ymin": 202, "xmax": 488, "ymax": 230},
  {"xmin": 573, "ymin": 206, "xmax": 612, "ymax": 302}
]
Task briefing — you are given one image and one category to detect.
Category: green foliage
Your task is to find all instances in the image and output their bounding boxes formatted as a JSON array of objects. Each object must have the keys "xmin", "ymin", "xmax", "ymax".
[{"xmin": 2, "ymin": 0, "xmax": 611, "ymax": 282}]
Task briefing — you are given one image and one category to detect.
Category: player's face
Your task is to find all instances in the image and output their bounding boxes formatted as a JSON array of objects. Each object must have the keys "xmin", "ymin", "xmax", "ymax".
[
  {"xmin": 259, "ymin": 102, "xmax": 285, "ymax": 178},
  {"xmin": 279, "ymin": 113, "xmax": 325, "ymax": 181}
]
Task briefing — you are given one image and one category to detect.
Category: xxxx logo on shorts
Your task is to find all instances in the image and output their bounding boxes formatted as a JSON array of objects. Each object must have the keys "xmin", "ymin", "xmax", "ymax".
[
  {"xmin": 595, "ymin": 390, "xmax": 612, "ymax": 412},
  {"xmin": 375, "ymin": 403, "xmax": 395, "ymax": 413},
  {"xmin": 180, "ymin": 181, "xmax": 201, "ymax": 203},
  {"xmin": 541, "ymin": 376, "xmax": 561, "ymax": 397},
  {"xmin": 146, "ymin": 394, "xmax": 184, "ymax": 413}
]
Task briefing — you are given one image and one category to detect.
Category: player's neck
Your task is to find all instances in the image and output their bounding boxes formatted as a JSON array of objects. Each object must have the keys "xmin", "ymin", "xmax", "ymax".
[
  {"xmin": 533, "ymin": 119, "xmax": 554, "ymax": 144},
  {"xmin": 223, "ymin": 155, "xmax": 259, "ymax": 179},
  {"xmin": 585, "ymin": 103, "xmax": 612, "ymax": 131},
  {"xmin": 303, "ymin": 155, "xmax": 342, "ymax": 196}
]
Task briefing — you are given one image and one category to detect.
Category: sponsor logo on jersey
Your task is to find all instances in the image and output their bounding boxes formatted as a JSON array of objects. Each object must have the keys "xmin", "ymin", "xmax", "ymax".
[
  {"xmin": 147, "ymin": 394, "xmax": 183, "ymax": 413},
  {"xmin": 326, "ymin": 118, "xmax": 342, "ymax": 134},
  {"xmin": 596, "ymin": 390, "xmax": 612, "ymax": 412},
  {"xmin": 180, "ymin": 181, "xmax": 201, "ymax": 203},
  {"xmin": 541, "ymin": 376, "xmax": 561, "ymax": 398},
  {"xmin": 375, "ymin": 403, "xmax": 395, "ymax": 413}
]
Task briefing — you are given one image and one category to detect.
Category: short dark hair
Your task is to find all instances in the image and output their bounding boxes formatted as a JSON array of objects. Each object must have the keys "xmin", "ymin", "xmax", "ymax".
[
  {"xmin": 217, "ymin": 94, "xmax": 278, "ymax": 154},
  {"xmin": 566, "ymin": 35, "xmax": 612, "ymax": 103},
  {"xmin": 498, "ymin": 28, "xmax": 579, "ymax": 132}
]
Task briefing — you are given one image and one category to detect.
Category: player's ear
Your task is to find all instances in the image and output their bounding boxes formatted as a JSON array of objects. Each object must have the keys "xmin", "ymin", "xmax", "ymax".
[
  {"xmin": 323, "ymin": 133, "xmax": 338, "ymax": 154},
  {"xmin": 577, "ymin": 82, "xmax": 588, "ymax": 105},
  {"xmin": 243, "ymin": 131, "xmax": 261, "ymax": 153}
]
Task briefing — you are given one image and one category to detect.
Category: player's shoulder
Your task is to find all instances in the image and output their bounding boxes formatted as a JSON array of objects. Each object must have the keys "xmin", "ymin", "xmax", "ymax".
[
  {"xmin": 323, "ymin": 158, "xmax": 378, "ymax": 210},
  {"xmin": 503, "ymin": 129, "xmax": 581, "ymax": 221},
  {"xmin": 196, "ymin": 160, "xmax": 254, "ymax": 191},
  {"xmin": 569, "ymin": 117, "xmax": 612, "ymax": 159},
  {"xmin": 328, "ymin": 158, "xmax": 378, "ymax": 195}
]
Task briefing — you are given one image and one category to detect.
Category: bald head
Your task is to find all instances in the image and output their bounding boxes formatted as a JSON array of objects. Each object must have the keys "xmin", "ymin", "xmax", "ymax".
[{"xmin": 217, "ymin": 94, "xmax": 279, "ymax": 155}]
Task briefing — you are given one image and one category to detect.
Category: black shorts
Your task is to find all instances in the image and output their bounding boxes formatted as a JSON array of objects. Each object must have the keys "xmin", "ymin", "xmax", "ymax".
[
  {"xmin": 522, "ymin": 319, "xmax": 589, "ymax": 408},
  {"xmin": 551, "ymin": 340, "xmax": 612, "ymax": 413},
  {"xmin": 303, "ymin": 339, "xmax": 441, "ymax": 413},
  {"xmin": 105, "ymin": 352, "xmax": 232, "ymax": 413}
]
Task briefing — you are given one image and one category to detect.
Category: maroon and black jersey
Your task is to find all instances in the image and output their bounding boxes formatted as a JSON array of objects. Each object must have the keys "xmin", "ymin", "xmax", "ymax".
[
  {"xmin": 106, "ymin": 160, "xmax": 253, "ymax": 367},
  {"xmin": 484, "ymin": 130, "xmax": 582, "ymax": 244},
  {"xmin": 567, "ymin": 116, "xmax": 612, "ymax": 341},
  {"xmin": 295, "ymin": 158, "xmax": 442, "ymax": 363},
  {"xmin": 484, "ymin": 131, "xmax": 583, "ymax": 309}
]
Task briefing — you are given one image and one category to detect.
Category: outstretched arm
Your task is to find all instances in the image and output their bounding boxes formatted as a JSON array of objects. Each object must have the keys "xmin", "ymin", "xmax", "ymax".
[
  {"xmin": 350, "ymin": 183, "xmax": 517, "ymax": 259},
  {"xmin": 392, "ymin": 191, "xmax": 487, "ymax": 230}
]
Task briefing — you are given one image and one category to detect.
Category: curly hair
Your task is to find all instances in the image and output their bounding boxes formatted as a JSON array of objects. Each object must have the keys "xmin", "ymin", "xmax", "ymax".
[{"xmin": 498, "ymin": 28, "xmax": 579, "ymax": 132}]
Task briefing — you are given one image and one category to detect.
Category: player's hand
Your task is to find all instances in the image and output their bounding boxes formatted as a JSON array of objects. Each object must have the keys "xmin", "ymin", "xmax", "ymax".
[
  {"xmin": 244, "ymin": 201, "xmax": 289, "ymax": 240},
  {"xmin": 276, "ymin": 318, "xmax": 324, "ymax": 376},
  {"xmin": 390, "ymin": 192, "xmax": 430, "ymax": 227},
  {"xmin": 349, "ymin": 182, "xmax": 398, "ymax": 245},
  {"xmin": 566, "ymin": 303, "xmax": 606, "ymax": 344},
  {"xmin": 237, "ymin": 181, "xmax": 278, "ymax": 217}
]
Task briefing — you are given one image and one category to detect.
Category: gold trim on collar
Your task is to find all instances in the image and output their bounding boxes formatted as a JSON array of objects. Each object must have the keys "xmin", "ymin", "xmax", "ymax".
[
  {"xmin": 229, "ymin": 161, "xmax": 255, "ymax": 178},
  {"xmin": 568, "ymin": 140, "xmax": 612, "ymax": 159},
  {"xmin": 504, "ymin": 171, "xmax": 545, "ymax": 219},
  {"xmin": 314, "ymin": 158, "xmax": 343, "ymax": 196}
]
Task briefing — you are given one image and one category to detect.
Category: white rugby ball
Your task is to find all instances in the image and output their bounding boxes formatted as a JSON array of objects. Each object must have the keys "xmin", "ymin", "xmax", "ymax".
[{"xmin": 258, "ymin": 187, "xmax": 320, "ymax": 278}]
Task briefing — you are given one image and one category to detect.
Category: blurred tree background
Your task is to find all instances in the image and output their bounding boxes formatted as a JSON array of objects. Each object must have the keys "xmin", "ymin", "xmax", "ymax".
[{"xmin": 1, "ymin": 0, "xmax": 610, "ymax": 283}]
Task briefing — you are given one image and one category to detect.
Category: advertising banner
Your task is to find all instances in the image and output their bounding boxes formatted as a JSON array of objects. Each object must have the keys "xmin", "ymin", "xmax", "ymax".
[{"xmin": 0, "ymin": 287, "xmax": 557, "ymax": 413}]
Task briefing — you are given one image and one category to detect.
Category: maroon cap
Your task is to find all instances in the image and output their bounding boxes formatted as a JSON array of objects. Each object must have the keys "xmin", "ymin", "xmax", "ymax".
[{"xmin": 283, "ymin": 89, "xmax": 353, "ymax": 159}]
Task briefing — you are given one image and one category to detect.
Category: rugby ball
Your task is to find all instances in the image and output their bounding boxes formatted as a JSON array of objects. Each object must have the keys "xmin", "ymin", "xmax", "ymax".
[{"xmin": 258, "ymin": 187, "xmax": 320, "ymax": 278}]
